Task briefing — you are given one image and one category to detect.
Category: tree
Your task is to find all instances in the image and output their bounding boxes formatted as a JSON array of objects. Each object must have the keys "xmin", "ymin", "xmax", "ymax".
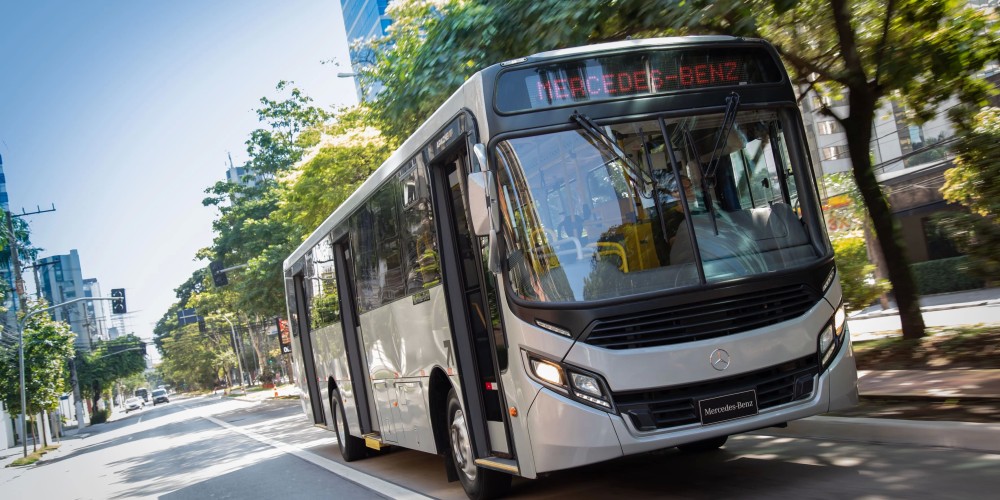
[
  {"xmin": 202, "ymin": 82, "xmax": 331, "ymax": 319},
  {"xmin": 275, "ymin": 111, "xmax": 393, "ymax": 235},
  {"xmin": 357, "ymin": 0, "xmax": 1000, "ymax": 339},
  {"xmin": 0, "ymin": 301, "xmax": 74, "ymax": 447},
  {"xmin": 76, "ymin": 335, "xmax": 147, "ymax": 416},
  {"xmin": 938, "ymin": 107, "xmax": 1000, "ymax": 283}
]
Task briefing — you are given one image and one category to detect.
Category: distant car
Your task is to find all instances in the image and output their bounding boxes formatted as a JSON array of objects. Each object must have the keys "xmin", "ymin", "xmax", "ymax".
[
  {"xmin": 151, "ymin": 389, "xmax": 170, "ymax": 405},
  {"xmin": 125, "ymin": 397, "xmax": 144, "ymax": 413}
]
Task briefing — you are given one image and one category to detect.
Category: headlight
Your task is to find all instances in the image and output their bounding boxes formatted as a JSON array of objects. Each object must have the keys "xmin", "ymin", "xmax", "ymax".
[
  {"xmin": 818, "ymin": 302, "xmax": 848, "ymax": 369},
  {"xmin": 570, "ymin": 373, "xmax": 602, "ymax": 397},
  {"xmin": 818, "ymin": 324, "xmax": 835, "ymax": 360},
  {"xmin": 530, "ymin": 358, "xmax": 565, "ymax": 386},
  {"xmin": 834, "ymin": 304, "xmax": 846, "ymax": 334},
  {"xmin": 525, "ymin": 351, "xmax": 614, "ymax": 411}
]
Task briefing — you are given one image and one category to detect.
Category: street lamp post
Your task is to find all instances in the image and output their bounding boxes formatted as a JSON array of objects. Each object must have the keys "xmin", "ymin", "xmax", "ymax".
[{"xmin": 221, "ymin": 315, "xmax": 247, "ymax": 395}]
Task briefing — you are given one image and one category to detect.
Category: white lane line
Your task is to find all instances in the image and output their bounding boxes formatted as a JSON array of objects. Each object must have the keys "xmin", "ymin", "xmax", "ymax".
[{"xmin": 202, "ymin": 414, "xmax": 432, "ymax": 500}]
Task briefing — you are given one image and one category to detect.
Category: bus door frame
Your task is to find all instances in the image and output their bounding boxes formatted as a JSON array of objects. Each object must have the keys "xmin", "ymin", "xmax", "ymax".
[
  {"xmin": 291, "ymin": 271, "xmax": 327, "ymax": 425},
  {"xmin": 332, "ymin": 238, "xmax": 376, "ymax": 435},
  {"xmin": 426, "ymin": 112, "xmax": 516, "ymax": 461}
]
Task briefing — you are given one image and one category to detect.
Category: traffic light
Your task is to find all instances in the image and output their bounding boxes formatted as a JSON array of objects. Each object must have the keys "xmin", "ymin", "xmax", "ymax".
[
  {"xmin": 210, "ymin": 260, "xmax": 229, "ymax": 287},
  {"xmin": 111, "ymin": 288, "xmax": 127, "ymax": 314}
]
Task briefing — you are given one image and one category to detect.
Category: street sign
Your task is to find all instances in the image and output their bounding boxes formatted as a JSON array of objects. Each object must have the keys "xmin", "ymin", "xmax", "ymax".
[{"xmin": 177, "ymin": 308, "xmax": 199, "ymax": 326}]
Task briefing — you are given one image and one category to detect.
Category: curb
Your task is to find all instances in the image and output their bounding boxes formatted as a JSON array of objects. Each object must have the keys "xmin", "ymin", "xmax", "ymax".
[{"xmin": 756, "ymin": 415, "xmax": 1000, "ymax": 453}]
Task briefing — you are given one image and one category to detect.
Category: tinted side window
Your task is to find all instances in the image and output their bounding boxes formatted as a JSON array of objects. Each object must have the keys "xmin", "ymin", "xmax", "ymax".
[
  {"xmin": 374, "ymin": 180, "xmax": 405, "ymax": 302},
  {"xmin": 400, "ymin": 158, "xmax": 441, "ymax": 294},
  {"xmin": 352, "ymin": 205, "xmax": 380, "ymax": 313},
  {"xmin": 307, "ymin": 234, "xmax": 339, "ymax": 328}
]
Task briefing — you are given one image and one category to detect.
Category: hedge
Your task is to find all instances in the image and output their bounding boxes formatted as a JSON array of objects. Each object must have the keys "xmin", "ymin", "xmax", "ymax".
[{"xmin": 911, "ymin": 256, "xmax": 985, "ymax": 295}]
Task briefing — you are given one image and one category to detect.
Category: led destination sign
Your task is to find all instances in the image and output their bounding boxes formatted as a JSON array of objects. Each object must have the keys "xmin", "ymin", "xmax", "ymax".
[{"xmin": 495, "ymin": 47, "xmax": 782, "ymax": 112}]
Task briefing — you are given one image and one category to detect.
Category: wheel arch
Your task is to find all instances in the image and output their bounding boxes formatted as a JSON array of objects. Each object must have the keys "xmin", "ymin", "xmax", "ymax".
[{"xmin": 429, "ymin": 366, "xmax": 455, "ymax": 455}]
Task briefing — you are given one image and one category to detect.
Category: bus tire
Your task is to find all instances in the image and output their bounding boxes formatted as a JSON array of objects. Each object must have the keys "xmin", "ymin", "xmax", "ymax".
[
  {"xmin": 331, "ymin": 389, "xmax": 367, "ymax": 462},
  {"xmin": 447, "ymin": 389, "xmax": 511, "ymax": 500},
  {"xmin": 677, "ymin": 435, "xmax": 728, "ymax": 453}
]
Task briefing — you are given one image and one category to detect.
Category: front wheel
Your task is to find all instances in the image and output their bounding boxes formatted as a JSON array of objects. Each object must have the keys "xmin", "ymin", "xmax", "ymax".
[
  {"xmin": 446, "ymin": 389, "xmax": 511, "ymax": 500},
  {"xmin": 331, "ymin": 389, "xmax": 367, "ymax": 462},
  {"xmin": 677, "ymin": 435, "xmax": 728, "ymax": 453}
]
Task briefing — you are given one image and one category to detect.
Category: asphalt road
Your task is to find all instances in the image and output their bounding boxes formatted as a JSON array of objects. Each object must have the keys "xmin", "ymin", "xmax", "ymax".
[{"xmin": 3, "ymin": 395, "xmax": 999, "ymax": 499}]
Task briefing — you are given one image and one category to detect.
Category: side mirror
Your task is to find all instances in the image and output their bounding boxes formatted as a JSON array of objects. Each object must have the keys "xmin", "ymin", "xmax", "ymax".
[{"xmin": 467, "ymin": 171, "xmax": 491, "ymax": 237}]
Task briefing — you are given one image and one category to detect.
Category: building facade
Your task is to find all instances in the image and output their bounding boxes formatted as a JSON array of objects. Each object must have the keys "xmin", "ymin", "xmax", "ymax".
[
  {"xmin": 340, "ymin": 0, "xmax": 391, "ymax": 100},
  {"xmin": 0, "ymin": 153, "xmax": 19, "ymax": 335},
  {"xmin": 37, "ymin": 249, "xmax": 91, "ymax": 351},
  {"xmin": 82, "ymin": 278, "xmax": 110, "ymax": 343}
]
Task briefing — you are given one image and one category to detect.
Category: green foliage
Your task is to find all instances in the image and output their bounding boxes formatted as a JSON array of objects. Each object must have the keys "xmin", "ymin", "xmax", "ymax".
[
  {"xmin": 158, "ymin": 330, "xmax": 221, "ymax": 391},
  {"xmin": 276, "ymin": 120, "xmax": 392, "ymax": 236},
  {"xmin": 832, "ymin": 236, "xmax": 890, "ymax": 311},
  {"xmin": 201, "ymin": 82, "xmax": 332, "ymax": 318},
  {"xmin": 911, "ymin": 256, "xmax": 985, "ymax": 295},
  {"xmin": 89, "ymin": 408, "xmax": 110, "ymax": 425},
  {"xmin": 77, "ymin": 335, "xmax": 147, "ymax": 411},
  {"xmin": 936, "ymin": 108, "xmax": 1000, "ymax": 284},
  {"xmin": 0, "ymin": 302, "xmax": 75, "ymax": 416}
]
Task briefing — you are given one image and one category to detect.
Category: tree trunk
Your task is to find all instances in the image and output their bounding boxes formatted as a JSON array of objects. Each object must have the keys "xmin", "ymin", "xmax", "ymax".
[
  {"xmin": 844, "ymin": 91, "xmax": 926, "ymax": 340},
  {"xmin": 91, "ymin": 381, "xmax": 102, "ymax": 414},
  {"xmin": 40, "ymin": 412, "xmax": 48, "ymax": 448},
  {"xmin": 247, "ymin": 320, "xmax": 265, "ymax": 381},
  {"xmin": 30, "ymin": 415, "xmax": 37, "ymax": 452}
]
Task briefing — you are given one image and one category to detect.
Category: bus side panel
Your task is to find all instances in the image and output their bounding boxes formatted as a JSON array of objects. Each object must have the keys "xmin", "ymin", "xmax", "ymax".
[
  {"xmin": 391, "ymin": 285, "xmax": 451, "ymax": 454},
  {"xmin": 357, "ymin": 285, "xmax": 450, "ymax": 454},
  {"xmin": 310, "ymin": 322, "xmax": 361, "ymax": 435}
]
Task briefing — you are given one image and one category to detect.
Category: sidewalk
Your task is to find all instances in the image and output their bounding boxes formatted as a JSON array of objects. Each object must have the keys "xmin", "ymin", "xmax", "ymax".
[
  {"xmin": 846, "ymin": 286, "xmax": 1000, "ymax": 402},
  {"xmin": 226, "ymin": 383, "xmax": 299, "ymax": 403},
  {"xmin": 858, "ymin": 369, "xmax": 1000, "ymax": 399}
]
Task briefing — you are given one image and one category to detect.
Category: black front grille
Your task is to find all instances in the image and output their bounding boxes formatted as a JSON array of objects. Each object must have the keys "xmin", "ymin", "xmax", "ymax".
[
  {"xmin": 584, "ymin": 284, "xmax": 818, "ymax": 350},
  {"xmin": 612, "ymin": 355, "xmax": 819, "ymax": 431}
]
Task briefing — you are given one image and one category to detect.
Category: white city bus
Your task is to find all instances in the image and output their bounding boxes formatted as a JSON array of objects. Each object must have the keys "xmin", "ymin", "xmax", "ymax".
[{"xmin": 283, "ymin": 36, "xmax": 857, "ymax": 499}]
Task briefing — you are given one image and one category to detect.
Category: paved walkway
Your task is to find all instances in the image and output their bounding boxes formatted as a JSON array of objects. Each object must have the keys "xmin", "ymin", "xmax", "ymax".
[{"xmin": 859, "ymin": 369, "xmax": 1000, "ymax": 399}]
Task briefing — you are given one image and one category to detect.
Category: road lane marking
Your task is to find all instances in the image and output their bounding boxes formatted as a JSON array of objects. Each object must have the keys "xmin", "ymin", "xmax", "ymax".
[{"xmin": 202, "ymin": 414, "xmax": 432, "ymax": 500}]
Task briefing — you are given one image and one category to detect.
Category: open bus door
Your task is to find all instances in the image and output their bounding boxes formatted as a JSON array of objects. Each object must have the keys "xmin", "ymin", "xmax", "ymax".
[{"xmin": 427, "ymin": 115, "xmax": 518, "ymax": 491}]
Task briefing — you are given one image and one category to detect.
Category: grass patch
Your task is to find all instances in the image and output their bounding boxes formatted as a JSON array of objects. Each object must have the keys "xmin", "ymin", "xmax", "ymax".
[{"xmin": 7, "ymin": 445, "xmax": 59, "ymax": 467}]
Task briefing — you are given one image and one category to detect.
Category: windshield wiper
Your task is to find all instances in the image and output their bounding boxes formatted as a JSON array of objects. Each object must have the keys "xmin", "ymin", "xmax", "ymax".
[
  {"xmin": 677, "ymin": 93, "xmax": 741, "ymax": 235},
  {"xmin": 704, "ymin": 92, "xmax": 741, "ymax": 181},
  {"xmin": 571, "ymin": 112, "xmax": 650, "ymax": 191}
]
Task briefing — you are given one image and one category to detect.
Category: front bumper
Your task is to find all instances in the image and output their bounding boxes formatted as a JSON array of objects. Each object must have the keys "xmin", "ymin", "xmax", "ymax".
[{"xmin": 525, "ymin": 330, "xmax": 857, "ymax": 473}]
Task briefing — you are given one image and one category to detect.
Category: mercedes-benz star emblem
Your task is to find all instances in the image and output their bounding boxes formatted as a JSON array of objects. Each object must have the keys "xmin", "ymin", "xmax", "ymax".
[{"xmin": 710, "ymin": 349, "xmax": 731, "ymax": 371}]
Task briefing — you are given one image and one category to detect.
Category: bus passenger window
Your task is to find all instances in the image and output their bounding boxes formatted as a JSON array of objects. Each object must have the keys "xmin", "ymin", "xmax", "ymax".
[{"xmin": 400, "ymin": 159, "xmax": 441, "ymax": 294}]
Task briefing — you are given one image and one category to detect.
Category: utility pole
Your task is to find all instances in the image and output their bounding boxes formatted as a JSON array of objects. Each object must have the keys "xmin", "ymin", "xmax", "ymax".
[{"xmin": 6, "ymin": 210, "xmax": 29, "ymax": 458}]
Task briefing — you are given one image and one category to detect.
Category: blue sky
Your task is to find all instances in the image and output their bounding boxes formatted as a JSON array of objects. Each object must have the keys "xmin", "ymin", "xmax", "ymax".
[{"xmin": 0, "ymin": 1, "xmax": 358, "ymax": 355}]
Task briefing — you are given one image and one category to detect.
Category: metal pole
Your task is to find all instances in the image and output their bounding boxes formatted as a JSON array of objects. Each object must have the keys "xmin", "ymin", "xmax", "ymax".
[
  {"xmin": 7, "ymin": 210, "xmax": 29, "ymax": 458},
  {"xmin": 222, "ymin": 316, "xmax": 246, "ymax": 395}
]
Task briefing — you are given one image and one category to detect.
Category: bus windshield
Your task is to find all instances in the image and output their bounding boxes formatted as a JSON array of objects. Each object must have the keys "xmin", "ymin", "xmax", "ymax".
[{"xmin": 495, "ymin": 109, "xmax": 822, "ymax": 303}]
